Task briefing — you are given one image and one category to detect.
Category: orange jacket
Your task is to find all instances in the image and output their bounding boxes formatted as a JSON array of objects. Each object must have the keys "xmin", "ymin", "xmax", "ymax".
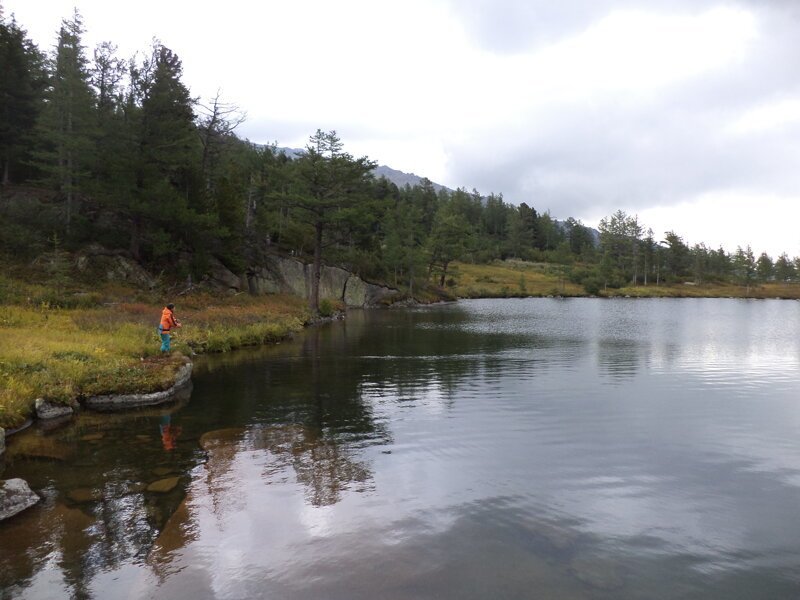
[{"xmin": 160, "ymin": 307, "xmax": 179, "ymax": 333}]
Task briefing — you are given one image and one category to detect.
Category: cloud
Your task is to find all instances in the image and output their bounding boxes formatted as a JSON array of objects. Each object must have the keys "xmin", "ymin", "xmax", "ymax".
[
  {"xmin": 7, "ymin": 0, "xmax": 800, "ymax": 254},
  {"xmin": 434, "ymin": 2, "xmax": 800, "ymax": 254}
]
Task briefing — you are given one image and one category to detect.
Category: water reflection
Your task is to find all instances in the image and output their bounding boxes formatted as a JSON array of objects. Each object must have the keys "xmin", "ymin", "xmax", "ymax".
[
  {"xmin": 3, "ymin": 298, "xmax": 800, "ymax": 599},
  {"xmin": 0, "ymin": 403, "xmax": 194, "ymax": 598}
]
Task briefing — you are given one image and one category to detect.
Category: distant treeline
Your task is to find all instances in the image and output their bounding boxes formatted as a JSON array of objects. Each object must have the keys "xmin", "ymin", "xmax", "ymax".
[{"xmin": 1, "ymin": 11, "xmax": 797, "ymax": 306}]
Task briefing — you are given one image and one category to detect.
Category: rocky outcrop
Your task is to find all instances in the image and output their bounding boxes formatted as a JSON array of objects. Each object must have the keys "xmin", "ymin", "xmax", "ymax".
[
  {"xmin": 35, "ymin": 398, "xmax": 74, "ymax": 420},
  {"xmin": 206, "ymin": 256, "xmax": 243, "ymax": 291},
  {"xmin": 74, "ymin": 244, "xmax": 156, "ymax": 289},
  {"xmin": 0, "ymin": 479, "xmax": 40, "ymax": 521},
  {"xmin": 246, "ymin": 255, "xmax": 397, "ymax": 307},
  {"xmin": 84, "ymin": 361, "xmax": 193, "ymax": 411}
]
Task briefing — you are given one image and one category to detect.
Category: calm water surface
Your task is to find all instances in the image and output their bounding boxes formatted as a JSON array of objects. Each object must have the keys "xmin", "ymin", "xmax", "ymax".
[{"xmin": 2, "ymin": 298, "xmax": 800, "ymax": 599}]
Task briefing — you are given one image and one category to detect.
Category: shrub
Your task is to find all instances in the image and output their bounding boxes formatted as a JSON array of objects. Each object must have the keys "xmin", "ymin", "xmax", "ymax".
[
  {"xmin": 318, "ymin": 298, "xmax": 334, "ymax": 318},
  {"xmin": 582, "ymin": 277, "xmax": 603, "ymax": 295}
]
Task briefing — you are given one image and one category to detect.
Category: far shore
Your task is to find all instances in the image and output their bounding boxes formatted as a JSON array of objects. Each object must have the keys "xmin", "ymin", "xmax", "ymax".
[{"xmin": 3, "ymin": 260, "xmax": 799, "ymax": 431}]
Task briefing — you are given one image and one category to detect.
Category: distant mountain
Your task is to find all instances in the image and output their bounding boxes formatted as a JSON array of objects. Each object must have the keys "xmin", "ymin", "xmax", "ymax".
[
  {"xmin": 372, "ymin": 165, "xmax": 452, "ymax": 194},
  {"xmin": 274, "ymin": 146, "xmax": 599, "ymax": 243},
  {"xmin": 275, "ymin": 147, "xmax": 451, "ymax": 193}
]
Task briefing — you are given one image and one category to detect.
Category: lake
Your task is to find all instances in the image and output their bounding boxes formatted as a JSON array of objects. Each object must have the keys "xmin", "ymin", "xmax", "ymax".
[{"xmin": 2, "ymin": 298, "xmax": 800, "ymax": 599}]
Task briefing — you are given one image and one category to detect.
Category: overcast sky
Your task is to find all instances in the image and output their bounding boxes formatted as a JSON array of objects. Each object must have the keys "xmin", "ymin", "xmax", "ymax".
[{"xmin": 5, "ymin": 0, "xmax": 800, "ymax": 256}]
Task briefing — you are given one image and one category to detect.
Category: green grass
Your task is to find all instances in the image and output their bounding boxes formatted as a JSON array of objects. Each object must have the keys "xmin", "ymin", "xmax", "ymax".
[
  {"xmin": 0, "ymin": 292, "xmax": 308, "ymax": 429},
  {"xmin": 606, "ymin": 281, "xmax": 800, "ymax": 299},
  {"xmin": 449, "ymin": 260, "xmax": 584, "ymax": 298}
]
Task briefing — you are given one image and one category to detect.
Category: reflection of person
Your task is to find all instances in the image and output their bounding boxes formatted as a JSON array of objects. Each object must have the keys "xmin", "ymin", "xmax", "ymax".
[
  {"xmin": 158, "ymin": 303, "xmax": 182, "ymax": 353},
  {"xmin": 160, "ymin": 415, "xmax": 182, "ymax": 451}
]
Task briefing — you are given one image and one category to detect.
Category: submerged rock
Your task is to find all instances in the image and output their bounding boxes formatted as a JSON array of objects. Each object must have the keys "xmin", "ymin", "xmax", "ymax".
[
  {"xmin": 66, "ymin": 487, "xmax": 103, "ymax": 504},
  {"xmin": 85, "ymin": 361, "xmax": 193, "ymax": 411},
  {"xmin": 35, "ymin": 398, "xmax": 74, "ymax": 420},
  {"xmin": 7, "ymin": 434, "xmax": 74, "ymax": 461},
  {"xmin": 0, "ymin": 478, "xmax": 40, "ymax": 521},
  {"xmin": 198, "ymin": 428, "xmax": 245, "ymax": 451},
  {"xmin": 147, "ymin": 476, "xmax": 180, "ymax": 494}
]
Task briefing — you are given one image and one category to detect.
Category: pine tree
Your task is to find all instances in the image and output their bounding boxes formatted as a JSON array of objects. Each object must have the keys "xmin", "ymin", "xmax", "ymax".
[
  {"xmin": 34, "ymin": 10, "xmax": 97, "ymax": 236},
  {"xmin": 291, "ymin": 129, "xmax": 376, "ymax": 313},
  {"xmin": 126, "ymin": 43, "xmax": 200, "ymax": 260},
  {"xmin": 0, "ymin": 16, "xmax": 45, "ymax": 185}
]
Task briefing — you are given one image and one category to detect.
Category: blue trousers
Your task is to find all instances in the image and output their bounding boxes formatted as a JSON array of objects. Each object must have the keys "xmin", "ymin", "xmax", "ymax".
[{"xmin": 160, "ymin": 333, "xmax": 171, "ymax": 352}]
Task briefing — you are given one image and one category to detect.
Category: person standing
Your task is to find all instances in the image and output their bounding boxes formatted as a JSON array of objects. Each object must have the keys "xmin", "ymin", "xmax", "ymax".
[{"xmin": 159, "ymin": 303, "xmax": 181, "ymax": 353}]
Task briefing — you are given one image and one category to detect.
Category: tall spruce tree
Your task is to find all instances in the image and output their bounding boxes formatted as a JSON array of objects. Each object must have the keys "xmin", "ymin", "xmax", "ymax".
[
  {"xmin": 0, "ymin": 16, "xmax": 44, "ymax": 185},
  {"xmin": 127, "ymin": 43, "xmax": 199, "ymax": 260},
  {"xmin": 34, "ymin": 10, "xmax": 96, "ymax": 236}
]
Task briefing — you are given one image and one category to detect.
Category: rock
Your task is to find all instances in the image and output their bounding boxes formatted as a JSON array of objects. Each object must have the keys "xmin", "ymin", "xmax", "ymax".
[
  {"xmin": 276, "ymin": 257, "xmax": 309, "ymax": 298},
  {"xmin": 246, "ymin": 267, "xmax": 282, "ymax": 294},
  {"xmin": 80, "ymin": 433, "xmax": 104, "ymax": 442},
  {"xmin": 35, "ymin": 398, "xmax": 74, "ymax": 420},
  {"xmin": 318, "ymin": 265, "xmax": 350, "ymax": 301},
  {"xmin": 0, "ymin": 478, "xmax": 40, "ymax": 521},
  {"xmin": 198, "ymin": 427, "xmax": 245, "ymax": 451},
  {"xmin": 38, "ymin": 414, "xmax": 73, "ymax": 432},
  {"xmin": 75, "ymin": 244, "xmax": 156, "ymax": 288},
  {"xmin": 247, "ymin": 255, "xmax": 398, "ymax": 307},
  {"xmin": 147, "ymin": 476, "xmax": 180, "ymax": 494},
  {"xmin": 7, "ymin": 435, "xmax": 74, "ymax": 461},
  {"xmin": 85, "ymin": 361, "xmax": 192, "ymax": 411},
  {"xmin": 207, "ymin": 256, "xmax": 242, "ymax": 291},
  {"xmin": 364, "ymin": 280, "xmax": 397, "ymax": 305},
  {"xmin": 152, "ymin": 467, "xmax": 174, "ymax": 477},
  {"xmin": 124, "ymin": 482, "xmax": 148, "ymax": 495},
  {"xmin": 66, "ymin": 487, "xmax": 102, "ymax": 504},
  {"xmin": 344, "ymin": 275, "xmax": 368, "ymax": 306}
]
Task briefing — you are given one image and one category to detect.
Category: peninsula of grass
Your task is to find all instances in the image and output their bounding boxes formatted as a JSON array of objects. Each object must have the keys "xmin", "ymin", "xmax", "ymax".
[
  {"xmin": 450, "ymin": 260, "xmax": 586, "ymax": 298},
  {"xmin": 0, "ymin": 279, "xmax": 308, "ymax": 429}
]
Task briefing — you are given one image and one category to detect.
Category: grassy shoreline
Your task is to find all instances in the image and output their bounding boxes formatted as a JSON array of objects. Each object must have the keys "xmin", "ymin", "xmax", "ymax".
[
  {"xmin": 449, "ymin": 260, "xmax": 800, "ymax": 300},
  {"xmin": 4, "ymin": 258, "xmax": 799, "ymax": 429},
  {"xmin": 0, "ymin": 292, "xmax": 309, "ymax": 429}
]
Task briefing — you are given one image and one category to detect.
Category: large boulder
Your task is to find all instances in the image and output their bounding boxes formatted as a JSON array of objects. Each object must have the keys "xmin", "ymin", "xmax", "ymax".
[
  {"xmin": 275, "ymin": 257, "xmax": 309, "ymax": 298},
  {"xmin": 318, "ymin": 265, "xmax": 350, "ymax": 302},
  {"xmin": 74, "ymin": 244, "xmax": 156, "ymax": 288},
  {"xmin": 246, "ymin": 267, "xmax": 282, "ymax": 295},
  {"xmin": 344, "ymin": 275, "xmax": 368, "ymax": 306},
  {"xmin": 0, "ymin": 479, "xmax": 40, "ymax": 521},
  {"xmin": 206, "ymin": 257, "xmax": 242, "ymax": 291}
]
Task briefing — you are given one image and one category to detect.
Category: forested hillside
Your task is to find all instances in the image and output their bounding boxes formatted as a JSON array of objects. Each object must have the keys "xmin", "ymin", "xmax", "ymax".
[{"xmin": 2, "ymin": 10, "xmax": 798, "ymax": 309}]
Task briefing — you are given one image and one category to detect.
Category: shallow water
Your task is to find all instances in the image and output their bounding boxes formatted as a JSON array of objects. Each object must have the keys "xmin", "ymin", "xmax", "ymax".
[{"xmin": 2, "ymin": 298, "xmax": 800, "ymax": 599}]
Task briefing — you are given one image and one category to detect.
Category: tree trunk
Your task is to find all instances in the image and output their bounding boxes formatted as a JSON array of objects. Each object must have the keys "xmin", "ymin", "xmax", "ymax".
[
  {"xmin": 245, "ymin": 176, "xmax": 256, "ymax": 232},
  {"xmin": 310, "ymin": 220, "xmax": 323, "ymax": 313},
  {"xmin": 130, "ymin": 217, "xmax": 142, "ymax": 261}
]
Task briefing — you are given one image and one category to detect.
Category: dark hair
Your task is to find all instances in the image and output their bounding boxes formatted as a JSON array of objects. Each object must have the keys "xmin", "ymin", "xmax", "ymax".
[{"xmin": 166, "ymin": 303, "xmax": 175, "ymax": 310}]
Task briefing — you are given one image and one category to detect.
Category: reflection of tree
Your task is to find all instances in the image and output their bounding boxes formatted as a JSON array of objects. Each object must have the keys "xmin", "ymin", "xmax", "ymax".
[
  {"xmin": 0, "ymin": 402, "xmax": 195, "ymax": 597},
  {"xmin": 597, "ymin": 339, "xmax": 641, "ymax": 381},
  {"xmin": 200, "ymin": 424, "xmax": 373, "ymax": 509},
  {"xmin": 288, "ymin": 428, "xmax": 372, "ymax": 507}
]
